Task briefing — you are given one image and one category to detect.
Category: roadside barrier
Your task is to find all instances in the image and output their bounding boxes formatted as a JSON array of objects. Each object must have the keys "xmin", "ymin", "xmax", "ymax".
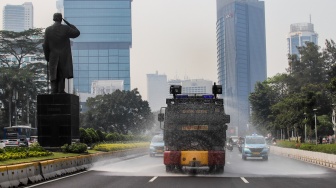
[
  {"xmin": 0, "ymin": 147, "xmax": 148, "ymax": 186},
  {"xmin": 0, "ymin": 166, "xmax": 10, "ymax": 188},
  {"xmin": 76, "ymin": 155, "xmax": 90, "ymax": 171},
  {"xmin": 81, "ymin": 155, "xmax": 93, "ymax": 170},
  {"xmin": 53, "ymin": 158, "xmax": 66, "ymax": 176},
  {"xmin": 28, "ymin": 162, "xmax": 43, "ymax": 183},
  {"xmin": 270, "ymin": 146, "xmax": 336, "ymax": 169},
  {"xmin": 6, "ymin": 164, "xmax": 24, "ymax": 187},
  {"xmin": 40, "ymin": 160, "xmax": 56, "ymax": 180}
]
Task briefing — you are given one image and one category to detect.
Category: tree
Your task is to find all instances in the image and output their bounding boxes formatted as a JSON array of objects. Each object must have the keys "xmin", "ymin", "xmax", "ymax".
[
  {"xmin": 82, "ymin": 89, "xmax": 154, "ymax": 134},
  {"xmin": 250, "ymin": 40, "xmax": 335, "ymax": 140},
  {"xmin": 271, "ymin": 93, "xmax": 305, "ymax": 140},
  {"xmin": 0, "ymin": 28, "xmax": 46, "ymax": 127},
  {"xmin": 249, "ymin": 74, "xmax": 289, "ymax": 134},
  {"xmin": 323, "ymin": 40, "xmax": 336, "ymax": 79},
  {"xmin": 0, "ymin": 29, "xmax": 44, "ymax": 68}
]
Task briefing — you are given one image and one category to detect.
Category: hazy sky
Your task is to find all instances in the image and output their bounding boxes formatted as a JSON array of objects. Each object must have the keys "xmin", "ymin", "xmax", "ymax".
[{"xmin": 0, "ymin": 0, "xmax": 335, "ymax": 100}]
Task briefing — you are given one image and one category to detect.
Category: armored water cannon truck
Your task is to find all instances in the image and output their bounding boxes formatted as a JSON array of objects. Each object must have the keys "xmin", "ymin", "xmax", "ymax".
[{"xmin": 158, "ymin": 83, "xmax": 230, "ymax": 173}]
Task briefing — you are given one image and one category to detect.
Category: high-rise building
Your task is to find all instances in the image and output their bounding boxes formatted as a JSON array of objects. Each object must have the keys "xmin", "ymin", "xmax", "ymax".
[
  {"xmin": 216, "ymin": 0, "xmax": 267, "ymax": 135},
  {"xmin": 147, "ymin": 73, "xmax": 214, "ymax": 112},
  {"xmin": 181, "ymin": 79, "xmax": 213, "ymax": 94},
  {"xmin": 147, "ymin": 72, "xmax": 168, "ymax": 112},
  {"xmin": 3, "ymin": 2, "xmax": 34, "ymax": 32},
  {"xmin": 60, "ymin": 0, "xmax": 132, "ymax": 94},
  {"xmin": 167, "ymin": 78, "xmax": 214, "ymax": 95},
  {"xmin": 287, "ymin": 22, "xmax": 318, "ymax": 56}
]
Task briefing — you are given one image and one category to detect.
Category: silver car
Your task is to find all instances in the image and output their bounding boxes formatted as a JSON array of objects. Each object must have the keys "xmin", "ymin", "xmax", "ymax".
[{"xmin": 149, "ymin": 134, "xmax": 164, "ymax": 157}]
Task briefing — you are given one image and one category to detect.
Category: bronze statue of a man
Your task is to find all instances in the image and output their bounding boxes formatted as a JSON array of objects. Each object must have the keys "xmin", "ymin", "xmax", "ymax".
[{"xmin": 43, "ymin": 13, "xmax": 80, "ymax": 94}]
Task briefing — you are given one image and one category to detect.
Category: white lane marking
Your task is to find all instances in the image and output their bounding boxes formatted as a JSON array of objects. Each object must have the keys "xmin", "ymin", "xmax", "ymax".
[
  {"xmin": 25, "ymin": 171, "xmax": 89, "ymax": 188},
  {"xmin": 240, "ymin": 177, "xmax": 249, "ymax": 183},
  {"xmin": 227, "ymin": 162, "xmax": 231, "ymax": 165},
  {"xmin": 149, "ymin": 176, "xmax": 158, "ymax": 182}
]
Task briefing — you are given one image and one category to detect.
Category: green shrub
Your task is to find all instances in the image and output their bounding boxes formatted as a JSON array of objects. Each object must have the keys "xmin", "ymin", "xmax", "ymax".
[
  {"xmin": 28, "ymin": 143, "xmax": 50, "ymax": 152},
  {"xmin": 87, "ymin": 128, "xmax": 99, "ymax": 143},
  {"xmin": 0, "ymin": 144, "xmax": 52, "ymax": 161},
  {"xmin": 93, "ymin": 142, "xmax": 149, "ymax": 152},
  {"xmin": 106, "ymin": 132, "xmax": 120, "ymax": 142},
  {"xmin": 61, "ymin": 143, "xmax": 88, "ymax": 153},
  {"xmin": 80, "ymin": 128, "xmax": 92, "ymax": 145},
  {"xmin": 96, "ymin": 130, "xmax": 105, "ymax": 142},
  {"xmin": 276, "ymin": 140, "xmax": 336, "ymax": 154}
]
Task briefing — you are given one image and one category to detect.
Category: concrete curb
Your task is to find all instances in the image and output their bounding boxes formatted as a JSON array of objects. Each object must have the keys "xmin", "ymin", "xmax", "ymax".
[
  {"xmin": 0, "ymin": 147, "xmax": 148, "ymax": 188},
  {"xmin": 270, "ymin": 146, "xmax": 336, "ymax": 169}
]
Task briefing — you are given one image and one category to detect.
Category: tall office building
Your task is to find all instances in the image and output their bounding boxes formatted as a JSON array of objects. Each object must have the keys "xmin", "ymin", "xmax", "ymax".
[
  {"xmin": 147, "ymin": 72, "xmax": 168, "ymax": 112},
  {"xmin": 61, "ymin": 0, "xmax": 132, "ymax": 93},
  {"xmin": 181, "ymin": 79, "xmax": 213, "ymax": 94},
  {"xmin": 3, "ymin": 2, "xmax": 34, "ymax": 32},
  {"xmin": 216, "ymin": 0, "xmax": 267, "ymax": 135},
  {"xmin": 287, "ymin": 22, "xmax": 318, "ymax": 56},
  {"xmin": 167, "ymin": 78, "xmax": 214, "ymax": 95}
]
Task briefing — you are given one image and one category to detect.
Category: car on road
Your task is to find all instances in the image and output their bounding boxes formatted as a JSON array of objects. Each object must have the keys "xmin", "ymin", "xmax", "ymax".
[
  {"xmin": 242, "ymin": 134, "xmax": 269, "ymax": 160},
  {"xmin": 231, "ymin": 136, "xmax": 239, "ymax": 146},
  {"xmin": 149, "ymin": 134, "xmax": 164, "ymax": 157},
  {"xmin": 0, "ymin": 140, "xmax": 6, "ymax": 149},
  {"xmin": 5, "ymin": 136, "xmax": 29, "ymax": 147}
]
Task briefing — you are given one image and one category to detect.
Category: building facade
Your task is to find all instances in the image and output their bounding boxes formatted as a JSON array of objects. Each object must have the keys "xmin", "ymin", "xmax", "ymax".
[
  {"xmin": 3, "ymin": 2, "xmax": 34, "ymax": 32},
  {"xmin": 147, "ymin": 72, "xmax": 168, "ymax": 112},
  {"xmin": 181, "ymin": 79, "xmax": 213, "ymax": 94},
  {"xmin": 61, "ymin": 0, "xmax": 132, "ymax": 94},
  {"xmin": 167, "ymin": 79, "xmax": 214, "ymax": 96},
  {"xmin": 216, "ymin": 0, "xmax": 267, "ymax": 135},
  {"xmin": 287, "ymin": 22, "xmax": 318, "ymax": 56},
  {"xmin": 91, "ymin": 80, "xmax": 124, "ymax": 95}
]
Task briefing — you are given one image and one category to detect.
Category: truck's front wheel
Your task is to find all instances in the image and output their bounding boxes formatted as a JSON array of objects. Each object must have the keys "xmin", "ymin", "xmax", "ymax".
[
  {"xmin": 216, "ymin": 165, "xmax": 224, "ymax": 173},
  {"xmin": 209, "ymin": 165, "xmax": 224, "ymax": 174},
  {"xmin": 166, "ymin": 165, "xmax": 174, "ymax": 172}
]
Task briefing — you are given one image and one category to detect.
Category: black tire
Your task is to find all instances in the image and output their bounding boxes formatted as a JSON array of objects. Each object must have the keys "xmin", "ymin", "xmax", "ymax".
[
  {"xmin": 216, "ymin": 165, "xmax": 224, "ymax": 173},
  {"xmin": 242, "ymin": 155, "xmax": 247, "ymax": 160},
  {"xmin": 263, "ymin": 156, "xmax": 268, "ymax": 161},
  {"xmin": 176, "ymin": 165, "xmax": 183, "ymax": 172},
  {"xmin": 209, "ymin": 165, "xmax": 215, "ymax": 173},
  {"xmin": 166, "ymin": 165, "xmax": 173, "ymax": 172}
]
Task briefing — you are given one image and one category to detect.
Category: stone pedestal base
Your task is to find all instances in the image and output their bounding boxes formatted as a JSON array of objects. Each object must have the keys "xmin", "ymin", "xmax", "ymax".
[{"xmin": 37, "ymin": 94, "xmax": 79, "ymax": 148}]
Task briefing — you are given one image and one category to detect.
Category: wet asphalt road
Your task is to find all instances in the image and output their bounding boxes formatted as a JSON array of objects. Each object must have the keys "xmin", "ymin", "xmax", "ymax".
[{"xmin": 26, "ymin": 147, "xmax": 336, "ymax": 188}]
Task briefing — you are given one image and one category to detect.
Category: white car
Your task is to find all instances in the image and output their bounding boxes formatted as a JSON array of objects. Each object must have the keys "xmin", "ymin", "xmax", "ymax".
[{"xmin": 0, "ymin": 140, "xmax": 6, "ymax": 149}]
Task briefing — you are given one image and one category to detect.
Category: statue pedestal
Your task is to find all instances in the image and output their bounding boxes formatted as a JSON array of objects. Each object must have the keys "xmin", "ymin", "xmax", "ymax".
[{"xmin": 37, "ymin": 93, "xmax": 79, "ymax": 148}]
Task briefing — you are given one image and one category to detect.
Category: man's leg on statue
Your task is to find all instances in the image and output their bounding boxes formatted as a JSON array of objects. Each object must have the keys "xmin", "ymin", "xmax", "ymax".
[
  {"xmin": 58, "ymin": 78, "xmax": 65, "ymax": 93},
  {"xmin": 51, "ymin": 80, "xmax": 58, "ymax": 94}
]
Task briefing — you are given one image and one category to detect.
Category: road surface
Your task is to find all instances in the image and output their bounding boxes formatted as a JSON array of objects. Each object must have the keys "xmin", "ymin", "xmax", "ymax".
[{"xmin": 26, "ymin": 147, "xmax": 336, "ymax": 188}]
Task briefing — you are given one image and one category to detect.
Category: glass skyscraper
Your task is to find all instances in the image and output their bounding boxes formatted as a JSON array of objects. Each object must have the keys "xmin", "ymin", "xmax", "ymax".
[
  {"xmin": 62, "ymin": 0, "xmax": 132, "ymax": 93},
  {"xmin": 216, "ymin": 0, "xmax": 267, "ymax": 135},
  {"xmin": 287, "ymin": 22, "xmax": 318, "ymax": 56}
]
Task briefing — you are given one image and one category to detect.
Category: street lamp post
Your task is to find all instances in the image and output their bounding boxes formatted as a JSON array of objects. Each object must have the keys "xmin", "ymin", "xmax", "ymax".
[
  {"xmin": 332, "ymin": 104, "xmax": 335, "ymax": 144},
  {"xmin": 304, "ymin": 112, "xmax": 307, "ymax": 143},
  {"xmin": 13, "ymin": 89, "xmax": 18, "ymax": 127},
  {"xmin": 313, "ymin": 109, "xmax": 317, "ymax": 145}
]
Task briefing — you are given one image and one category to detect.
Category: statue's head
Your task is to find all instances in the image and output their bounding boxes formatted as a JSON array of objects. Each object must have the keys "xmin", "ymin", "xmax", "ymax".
[{"xmin": 53, "ymin": 13, "xmax": 62, "ymax": 22}]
